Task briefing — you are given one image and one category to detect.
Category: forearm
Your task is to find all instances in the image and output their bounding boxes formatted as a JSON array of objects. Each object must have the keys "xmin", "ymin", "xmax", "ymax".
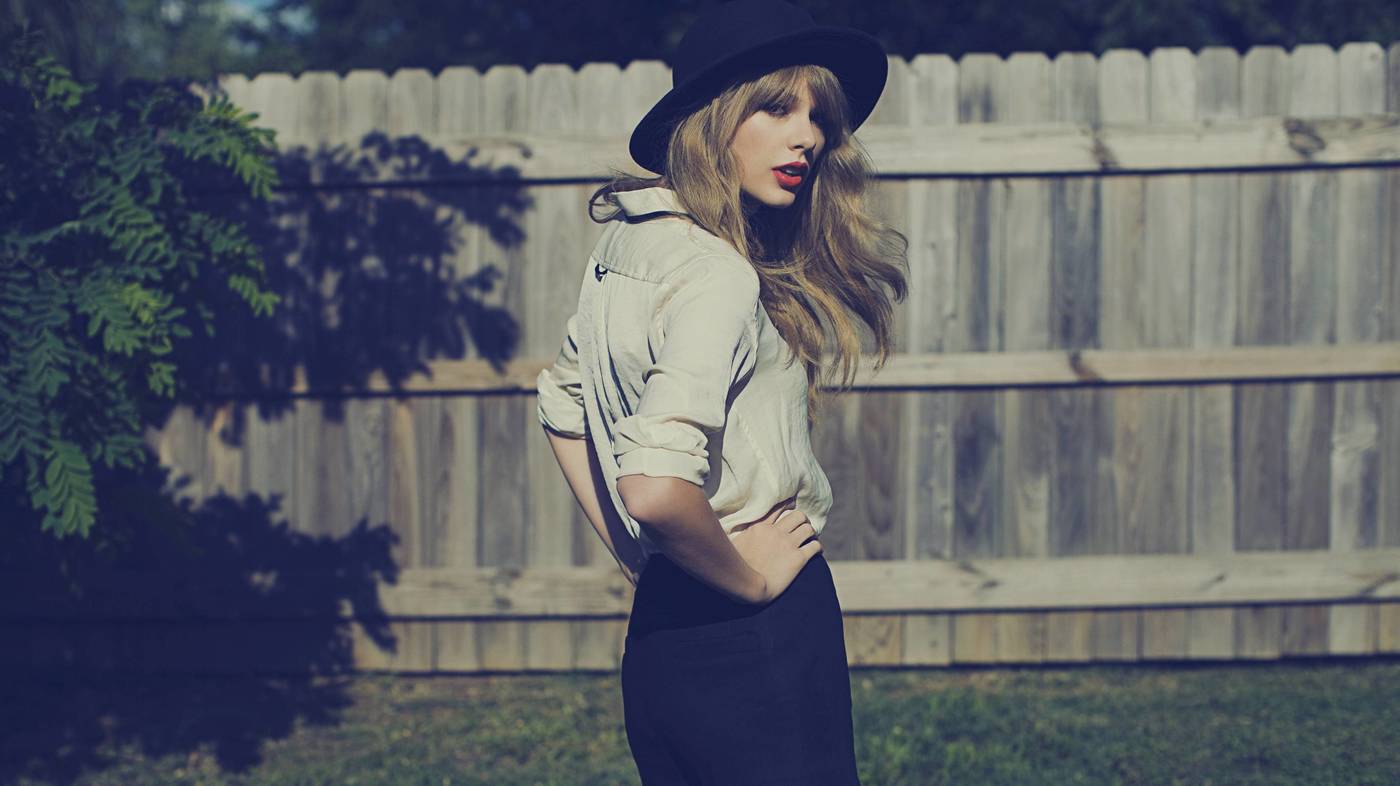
[
  {"xmin": 542, "ymin": 427, "xmax": 646, "ymax": 585},
  {"xmin": 615, "ymin": 474, "xmax": 766, "ymax": 604}
]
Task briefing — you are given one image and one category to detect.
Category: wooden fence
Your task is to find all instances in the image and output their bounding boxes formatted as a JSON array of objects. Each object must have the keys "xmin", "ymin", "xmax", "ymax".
[{"xmin": 13, "ymin": 43, "xmax": 1400, "ymax": 673}]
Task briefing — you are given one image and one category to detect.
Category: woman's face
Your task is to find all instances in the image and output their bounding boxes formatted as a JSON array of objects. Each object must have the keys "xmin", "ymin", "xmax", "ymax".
[{"xmin": 730, "ymin": 76, "xmax": 826, "ymax": 210}]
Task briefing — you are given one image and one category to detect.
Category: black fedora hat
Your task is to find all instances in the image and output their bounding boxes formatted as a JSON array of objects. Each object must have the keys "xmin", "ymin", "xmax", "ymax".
[{"xmin": 628, "ymin": 0, "xmax": 889, "ymax": 175}]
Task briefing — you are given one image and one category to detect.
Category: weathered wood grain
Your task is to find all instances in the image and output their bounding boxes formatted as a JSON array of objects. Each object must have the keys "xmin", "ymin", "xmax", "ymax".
[
  {"xmin": 205, "ymin": 342, "xmax": 1400, "ymax": 397},
  {"xmin": 1187, "ymin": 47, "xmax": 1241, "ymax": 660},
  {"xmin": 1281, "ymin": 44, "xmax": 1338, "ymax": 656},
  {"xmin": 20, "ymin": 550, "xmax": 1397, "ymax": 620},
  {"xmin": 473, "ymin": 63, "xmax": 532, "ymax": 672},
  {"xmin": 948, "ymin": 52, "xmax": 1004, "ymax": 663},
  {"xmin": 1095, "ymin": 47, "xmax": 1149, "ymax": 662},
  {"xmin": 264, "ymin": 114, "xmax": 1400, "ymax": 185},
  {"xmin": 1135, "ymin": 47, "xmax": 1195, "ymax": 660},
  {"xmin": 1235, "ymin": 46, "xmax": 1290, "ymax": 659},
  {"xmin": 1330, "ymin": 43, "xmax": 1388, "ymax": 655},
  {"xmin": 1381, "ymin": 42, "xmax": 1400, "ymax": 653},
  {"xmin": 1045, "ymin": 50, "xmax": 1101, "ymax": 663},
  {"xmin": 899, "ymin": 51, "xmax": 960, "ymax": 667},
  {"xmin": 995, "ymin": 52, "xmax": 1053, "ymax": 664}
]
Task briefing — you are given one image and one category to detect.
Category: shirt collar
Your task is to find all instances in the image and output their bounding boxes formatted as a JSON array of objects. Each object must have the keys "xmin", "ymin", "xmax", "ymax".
[{"xmin": 614, "ymin": 186, "xmax": 689, "ymax": 220}]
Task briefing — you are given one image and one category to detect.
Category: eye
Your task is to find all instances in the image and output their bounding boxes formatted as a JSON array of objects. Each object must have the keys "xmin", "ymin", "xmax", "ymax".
[{"xmin": 762, "ymin": 100, "xmax": 789, "ymax": 116}]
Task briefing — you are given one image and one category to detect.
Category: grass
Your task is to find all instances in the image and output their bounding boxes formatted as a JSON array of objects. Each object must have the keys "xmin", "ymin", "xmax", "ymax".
[{"xmin": 5, "ymin": 658, "xmax": 1398, "ymax": 786}]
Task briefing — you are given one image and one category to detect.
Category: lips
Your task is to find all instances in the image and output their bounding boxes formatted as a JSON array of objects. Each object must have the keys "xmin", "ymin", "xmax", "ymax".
[{"xmin": 772, "ymin": 160, "xmax": 808, "ymax": 189}]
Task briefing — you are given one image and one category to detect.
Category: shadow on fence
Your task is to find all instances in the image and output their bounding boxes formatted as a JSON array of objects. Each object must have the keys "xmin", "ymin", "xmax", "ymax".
[
  {"xmin": 163, "ymin": 128, "xmax": 530, "ymax": 426},
  {"xmin": 0, "ymin": 450, "xmax": 391, "ymax": 780},
  {"xmin": 0, "ymin": 133, "xmax": 532, "ymax": 783}
]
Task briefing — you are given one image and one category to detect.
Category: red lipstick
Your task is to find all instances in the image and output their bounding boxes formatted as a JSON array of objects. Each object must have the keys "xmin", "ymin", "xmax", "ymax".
[{"xmin": 772, "ymin": 159, "xmax": 808, "ymax": 189}]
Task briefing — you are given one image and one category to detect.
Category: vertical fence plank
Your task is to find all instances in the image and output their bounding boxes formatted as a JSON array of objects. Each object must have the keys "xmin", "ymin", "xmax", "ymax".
[
  {"xmin": 1187, "ymin": 46, "xmax": 1241, "ymax": 660},
  {"xmin": 216, "ymin": 73, "xmax": 250, "ymax": 117},
  {"xmin": 293, "ymin": 70, "xmax": 350, "ymax": 542},
  {"xmin": 151, "ymin": 404, "xmax": 207, "ymax": 507},
  {"xmin": 1380, "ymin": 42, "xmax": 1400, "ymax": 654},
  {"xmin": 520, "ymin": 62, "xmax": 584, "ymax": 670},
  {"xmin": 1137, "ymin": 47, "xmax": 1195, "ymax": 660},
  {"xmin": 814, "ymin": 56, "xmax": 915, "ymax": 583},
  {"xmin": 949, "ymin": 52, "xmax": 1005, "ymax": 664},
  {"xmin": 993, "ymin": 52, "xmax": 1053, "ymax": 663},
  {"xmin": 247, "ymin": 72, "xmax": 298, "ymax": 146},
  {"xmin": 430, "ymin": 64, "xmax": 487, "ymax": 670},
  {"xmin": 339, "ymin": 69, "xmax": 387, "ymax": 145},
  {"xmin": 1330, "ymin": 42, "xmax": 1387, "ymax": 655},
  {"xmin": 235, "ymin": 72, "xmax": 301, "ymax": 537},
  {"xmin": 475, "ymin": 64, "xmax": 532, "ymax": 672},
  {"xmin": 369, "ymin": 60, "xmax": 423, "ymax": 594},
  {"xmin": 1281, "ymin": 44, "xmax": 1339, "ymax": 656},
  {"xmin": 840, "ymin": 54, "xmax": 914, "ymax": 665},
  {"xmin": 183, "ymin": 70, "xmax": 247, "ymax": 527},
  {"xmin": 333, "ymin": 71, "xmax": 397, "ymax": 622},
  {"xmin": 203, "ymin": 402, "xmax": 245, "ymax": 501},
  {"xmin": 241, "ymin": 402, "xmax": 295, "ymax": 528},
  {"xmin": 252, "ymin": 68, "xmax": 314, "ymax": 547},
  {"xmin": 388, "ymin": 65, "xmax": 442, "ymax": 561},
  {"xmin": 381, "ymin": 67, "xmax": 442, "ymax": 669},
  {"xmin": 1094, "ymin": 48, "xmax": 1149, "ymax": 661},
  {"xmin": 1045, "ymin": 50, "xmax": 1101, "ymax": 663},
  {"xmin": 900, "ymin": 52, "xmax": 959, "ymax": 667},
  {"xmin": 1235, "ymin": 45, "xmax": 1290, "ymax": 659}
]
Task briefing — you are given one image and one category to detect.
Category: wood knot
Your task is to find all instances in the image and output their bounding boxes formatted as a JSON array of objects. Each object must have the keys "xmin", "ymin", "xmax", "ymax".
[
  {"xmin": 1283, "ymin": 117, "xmax": 1326, "ymax": 158},
  {"xmin": 1090, "ymin": 128, "xmax": 1120, "ymax": 171},
  {"xmin": 1067, "ymin": 350, "xmax": 1103, "ymax": 383}
]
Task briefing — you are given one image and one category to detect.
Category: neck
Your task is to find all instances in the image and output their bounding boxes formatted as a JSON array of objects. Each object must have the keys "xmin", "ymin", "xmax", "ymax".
[{"xmin": 739, "ymin": 191, "xmax": 764, "ymax": 219}]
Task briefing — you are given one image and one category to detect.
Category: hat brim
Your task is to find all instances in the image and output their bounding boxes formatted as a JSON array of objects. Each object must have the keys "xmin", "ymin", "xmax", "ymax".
[{"xmin": 628, "ymin": 26, "xmax": 888, "ymax": 175}]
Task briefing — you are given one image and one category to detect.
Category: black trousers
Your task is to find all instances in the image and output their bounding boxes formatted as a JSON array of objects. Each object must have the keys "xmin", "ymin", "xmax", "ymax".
[{"xmin": 621, "ymin": 551, "xmax": 861, "ymax": 786}]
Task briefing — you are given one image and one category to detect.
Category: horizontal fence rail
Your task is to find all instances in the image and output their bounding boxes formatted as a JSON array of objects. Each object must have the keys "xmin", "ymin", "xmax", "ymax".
[
  {"xmin": 253, "ymin": 113, "xmax": 1400, "ymax": 185},
  {"xmin": 12, "ymin": 549, "xmax": 1399, "ymax": 621},
  {"xmin": 202, "ymin": 342, "xmax": 1400, "ymax": 397}
]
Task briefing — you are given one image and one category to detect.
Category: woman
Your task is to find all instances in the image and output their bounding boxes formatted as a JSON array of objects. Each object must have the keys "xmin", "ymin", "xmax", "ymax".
[{"xmin": 536, "ymin": 1, "xmax": 907, "ymax": 783}]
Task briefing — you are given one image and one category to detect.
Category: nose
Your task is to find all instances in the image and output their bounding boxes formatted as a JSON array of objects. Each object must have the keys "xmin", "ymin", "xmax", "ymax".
[{"xmin": 789, "ymin": 115, "xmax": 818, "ymax": 155}]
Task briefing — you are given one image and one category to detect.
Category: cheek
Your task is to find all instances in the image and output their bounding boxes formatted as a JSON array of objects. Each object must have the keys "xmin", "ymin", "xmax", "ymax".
[
  {"xmin": 732, "ymin": 117, "xmax": 774, "ymax": 177},
  {"xmin": 732, "ymin": 128, "xmax": 757, "ymax": 174}
]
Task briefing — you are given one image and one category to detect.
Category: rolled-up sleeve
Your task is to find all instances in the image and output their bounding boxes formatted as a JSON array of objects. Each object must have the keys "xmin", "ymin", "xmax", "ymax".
[
  {"xmin": 536, "ymin": 311, "xmax": 587, "ymax": 438},
  {"xmin": 613, "ymin": 256, "xmax": 760, "ymax": 486}
]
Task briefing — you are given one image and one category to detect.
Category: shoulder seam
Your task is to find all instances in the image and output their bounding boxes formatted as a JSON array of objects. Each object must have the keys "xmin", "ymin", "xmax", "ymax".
[{"xmin": 662, "ymin": 252, "xmax": 759, "ymax": 289}]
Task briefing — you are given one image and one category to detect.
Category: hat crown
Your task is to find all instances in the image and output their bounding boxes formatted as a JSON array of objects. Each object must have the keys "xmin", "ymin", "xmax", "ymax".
[
  {"xmin": 672, "ymin": 0, "xmax": 818, "ymax": 87},
  {"xmin": 627, "ymin": 0, "xmax": 887, "ymax": 174}
]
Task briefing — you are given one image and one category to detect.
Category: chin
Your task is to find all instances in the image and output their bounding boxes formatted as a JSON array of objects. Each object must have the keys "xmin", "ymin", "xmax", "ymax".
[{"xmin": 751, "ymin": 188, "xmax": 798, "ymax": 209}]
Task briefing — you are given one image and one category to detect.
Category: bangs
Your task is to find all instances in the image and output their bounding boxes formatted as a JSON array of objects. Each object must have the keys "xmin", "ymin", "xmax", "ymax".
[{"xmin": 743, "ymin": 65, "xmax": 851, "ymax": 141}]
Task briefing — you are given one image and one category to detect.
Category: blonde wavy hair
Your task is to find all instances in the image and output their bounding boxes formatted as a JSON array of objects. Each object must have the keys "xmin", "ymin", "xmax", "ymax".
[{"xmin": 589, "ymin": 63, "xmax": 908, "ymax": 432}]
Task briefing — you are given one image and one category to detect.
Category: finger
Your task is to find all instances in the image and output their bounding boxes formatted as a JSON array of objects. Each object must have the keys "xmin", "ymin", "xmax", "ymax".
[
  {"xmin": 764, "ymin": 495, "xmax": 799, "ymax": 521},
  {"xmin": 800, "ymin": 538, "xmax": 822, "ymax": 556},
  {"xmin": 774, "ymin": 509, "xmax": 807, "ymax": 531},
  {"xmin": 736, "ymin": 499, "xmax": 795, "ymax": 530},
  {"xmin": 789, "ymin": 520, "xmax": 816, "ymax": 540}
]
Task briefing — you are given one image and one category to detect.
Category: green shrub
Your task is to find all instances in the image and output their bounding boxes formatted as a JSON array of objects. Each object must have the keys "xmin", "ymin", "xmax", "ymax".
[{"xmin": 0, "ymin": 23, "xmax": 281, "ymax": 538}]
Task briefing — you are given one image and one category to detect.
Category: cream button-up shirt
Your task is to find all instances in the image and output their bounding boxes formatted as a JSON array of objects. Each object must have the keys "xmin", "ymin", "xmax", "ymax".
[{"xmin": 536, "ymin": 186, "xmax": 833, "ymax": 563}]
